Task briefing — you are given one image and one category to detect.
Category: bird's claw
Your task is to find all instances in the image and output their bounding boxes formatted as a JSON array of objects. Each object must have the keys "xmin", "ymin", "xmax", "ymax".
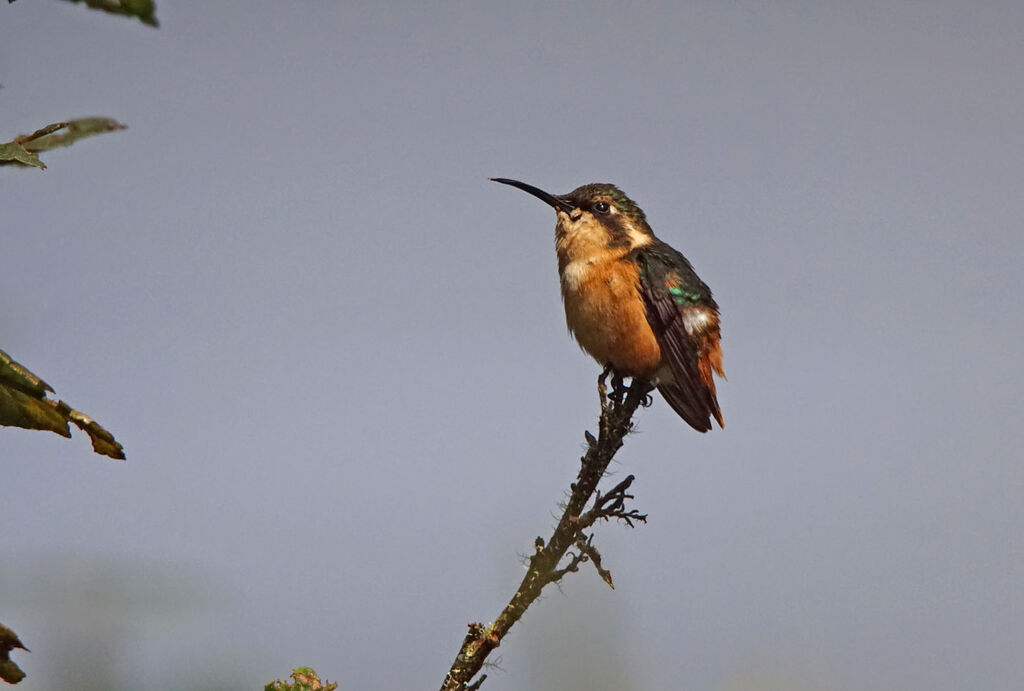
[
  {"xmin": 597, "ymin": 365, "xmax": 613, "ymax": 407},
  {"xmin": 609, "ymin": 373, "xmax": 627, "ymax": 405}
]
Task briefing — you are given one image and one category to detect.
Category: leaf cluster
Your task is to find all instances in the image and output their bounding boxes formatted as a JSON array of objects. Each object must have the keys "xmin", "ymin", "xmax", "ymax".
[
  {"xmin": 0, "ymin": 118, "xmax": 127, "ymax": 169},
  {"xmin": 0, "ymin": 348, "xmax": 125, "ymax": 459},
  {"xmin": 265, "ymin": 667, "xmax": 338, "ymax": 691}
]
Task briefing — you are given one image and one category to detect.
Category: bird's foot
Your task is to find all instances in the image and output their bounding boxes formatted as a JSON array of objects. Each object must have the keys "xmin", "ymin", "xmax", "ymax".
[
  {"xmin": 609, "ymin": 373, "xmax": 627, "ymax": 406},
  {"xmin": 626, "ymin": 378, "xmax": 656, "ymax": 408},
  {"xmin": 599, "ymin": 367, "xmax": 645, "ymax": 410},
  {"xmin": 597, "ymin": 364, "xmax": 613, "ymax": 409}
]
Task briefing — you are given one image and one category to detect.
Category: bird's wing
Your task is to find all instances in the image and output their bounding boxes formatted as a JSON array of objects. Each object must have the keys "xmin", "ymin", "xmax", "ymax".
[{"xmin": 633, "ymin": 243, "xmax": 724, "ymax": 431}]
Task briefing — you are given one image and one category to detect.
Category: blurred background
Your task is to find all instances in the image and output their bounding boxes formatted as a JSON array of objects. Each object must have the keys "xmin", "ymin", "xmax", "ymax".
[{"xmin": 2, "ymin": 2, "xmax": 1021, "ymax": 689}]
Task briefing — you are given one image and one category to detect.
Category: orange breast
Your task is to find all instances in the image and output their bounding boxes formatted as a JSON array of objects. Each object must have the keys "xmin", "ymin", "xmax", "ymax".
[{"xmin": 561, "ymin": 258, "xmax": 662, "ymax": 377}]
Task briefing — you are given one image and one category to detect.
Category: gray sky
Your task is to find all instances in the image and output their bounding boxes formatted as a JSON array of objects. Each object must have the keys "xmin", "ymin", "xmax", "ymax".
[{"xmin": 3, "ymin": 2, "xmax": 1022, "ymax": 689}]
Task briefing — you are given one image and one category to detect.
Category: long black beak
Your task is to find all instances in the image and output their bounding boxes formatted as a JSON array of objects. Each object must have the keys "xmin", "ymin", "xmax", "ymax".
[{"xmin": 490, "ymin": 178, "xmax": 575, "ymax": 213}]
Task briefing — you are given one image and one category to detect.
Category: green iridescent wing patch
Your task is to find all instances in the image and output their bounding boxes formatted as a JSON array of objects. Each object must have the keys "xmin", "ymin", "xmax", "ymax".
[{"xmin": 665, "ymin": 274, "xmax": 703, "ymax": 304}]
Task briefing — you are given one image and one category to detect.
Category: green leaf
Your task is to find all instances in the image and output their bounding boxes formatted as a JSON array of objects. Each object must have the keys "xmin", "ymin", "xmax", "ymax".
[
  {"xmin": 0, "ymin": 141, "xmax": 44, "ymax": 168},
  {"xmin": 0, "ymin": 348, "xmax": 125, "ymax": 460},
  {"xmin": 22, "ymin": 117, "xmax": 127, "ymax": 153},
  {"xmin": 0, "ymin": 623, "xmax": 28, "ymax": 685},
  {"xmin": 0, "ymin": 118, "xmax": 127, "ymax": 169},
  {"xmin": 59, "ymin": 0, "xmax": 159, "ymax": 27}
]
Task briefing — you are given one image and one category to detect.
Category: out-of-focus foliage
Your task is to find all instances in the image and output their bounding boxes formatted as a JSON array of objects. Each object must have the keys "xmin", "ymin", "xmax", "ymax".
[
  {"xmin": 0, "ymin": 623, "xmax": 29, "ymax": 685},
  {"xmin": 59, "ymin": 0, "xmax": 158, "ymax": 27},
  {"xmin": 265, "ymin": 667, "xmax": 338, "ymax": 691},
  {"xmin": 0, "ymin": 118, "xmax": 127, "ymax": 170},
  {"xmin": 0, "ymin": 348, "xmax": 125, "ymax": 459}
]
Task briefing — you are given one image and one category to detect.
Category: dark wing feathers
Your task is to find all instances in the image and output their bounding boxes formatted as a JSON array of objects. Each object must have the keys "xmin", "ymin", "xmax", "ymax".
[{"xmin": 632, "ymin": 243, "xmax": 723, "ymax": 432}]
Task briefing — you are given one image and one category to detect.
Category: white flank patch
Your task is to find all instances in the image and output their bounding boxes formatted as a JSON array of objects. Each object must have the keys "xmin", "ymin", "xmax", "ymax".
[{"xmin": 682, "ymin": 308, "xmax": 712, "ymax": 335}]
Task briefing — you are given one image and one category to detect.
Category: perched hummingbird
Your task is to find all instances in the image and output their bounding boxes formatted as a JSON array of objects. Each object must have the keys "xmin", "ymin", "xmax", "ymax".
[{"xmin": 492, "ymin": 178, "xmax": 724, "ymax": 432}]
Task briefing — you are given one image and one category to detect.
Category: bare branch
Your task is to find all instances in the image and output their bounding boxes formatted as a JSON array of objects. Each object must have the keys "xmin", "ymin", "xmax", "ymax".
[{"xmin": 439, "ymin": 374, "xmax": 653, "ymax": 690}]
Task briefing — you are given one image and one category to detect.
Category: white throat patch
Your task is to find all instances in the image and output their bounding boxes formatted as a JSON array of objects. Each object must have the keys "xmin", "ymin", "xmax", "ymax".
[{"xmin": 561, "ymin": 259, "xmax": 595, "ymax": 291}]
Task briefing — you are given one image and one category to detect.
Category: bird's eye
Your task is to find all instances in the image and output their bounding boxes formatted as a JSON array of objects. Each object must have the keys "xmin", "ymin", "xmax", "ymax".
[{"xmin": 593, "ymin": 201, "xmax": 610, "ymax": 214}]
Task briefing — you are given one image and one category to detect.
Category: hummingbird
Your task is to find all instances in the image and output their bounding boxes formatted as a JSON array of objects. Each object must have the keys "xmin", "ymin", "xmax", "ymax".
[{"xmin": 491, "ymin": 178, "xmax": 724, "ymax": 432}]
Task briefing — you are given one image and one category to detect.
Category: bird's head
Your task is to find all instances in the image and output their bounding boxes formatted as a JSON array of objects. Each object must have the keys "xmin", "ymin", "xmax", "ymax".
[{"xmin": 491, "ymin": 178, "xmax": 654, "ymax": 256}]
